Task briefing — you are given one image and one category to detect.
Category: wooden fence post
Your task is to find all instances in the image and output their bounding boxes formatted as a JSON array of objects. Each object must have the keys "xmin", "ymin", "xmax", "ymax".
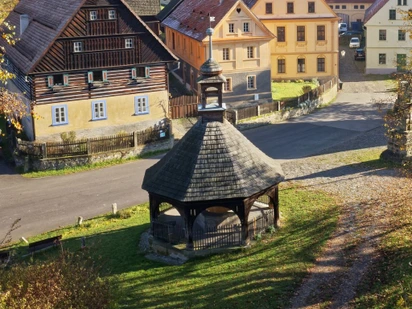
[
  {"xmin": 42, "ymin": 143, "xmax": 47, "ymax": 159},
  {"xmin": 133, "ymin": 131, "xmax": 138, "ymax": 149},
  {"xmin": 86, "ymin": 140, "xmax": 91, "ymax": 155},
  {"xmin": 257, "ymin": 105, "xmax": 261, "ymax": 116}
]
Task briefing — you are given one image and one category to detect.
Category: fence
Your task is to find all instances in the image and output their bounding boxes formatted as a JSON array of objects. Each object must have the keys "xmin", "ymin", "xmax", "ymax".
[
  {"xmin": 16, "ymin": 123, "xmax": 170, "ymax": 159},
  {"xmin": 168, "ymin": 77, "xmax": 338, "ymax": 124},
  {"xmin": 151, "ymin": 208, "xmax": 275, "ymax": 250},
  {"xmin": 169, "ymin": 95, "xmax": 199, "ymax": 119}
]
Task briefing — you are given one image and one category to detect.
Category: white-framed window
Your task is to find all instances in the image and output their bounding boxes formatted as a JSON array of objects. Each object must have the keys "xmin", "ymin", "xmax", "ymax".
[
  {"xmin": 223, "ymin": 48, "xmax": 230, "ymax": 60},
  {"xmin": 134, "ymin": 95, "xmax": 149, "ymax": 115},
  {"xmin": 247, "ymin": 46, "xmax": 254, "ymax": 58},
  {"xmin": 52, "ymin": 105, "xmax": 68, "ymax": 126},
  {"xmin": 74, "ymin": 42, "xmax": 83, "ymax": 52},
  {"xmin": 243, "ymin": 22, "xmax": 250, "ymax": 32},
  {"xmin": 90, "ymin": 11, "xmax": 97, "ymax": 20},
  {"xmin": 125, "ymin": 38, "xmax": 133, "ymax": 48},
  {"xmin": 91, "ymin": 100, "xmax": 107, "ymax": 120},
  {"xmin": 224, "ymin": 78, "xmax": 232, "ymax": 92},
  {"xmin": 247, "ymin": 75, "xmax": 256, "ymax": 89},
  {"xmin": 228, "ymin": 23, "xmax": 235, "ymax": 33},
  {"xmin": 108, "ymin": 9, "xmax": 116, "ymax": 19}
]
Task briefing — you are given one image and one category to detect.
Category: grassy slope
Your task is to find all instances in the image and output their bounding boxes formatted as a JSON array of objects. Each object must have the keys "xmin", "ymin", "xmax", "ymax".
[{"xmin": 10, "ymin": 186, "xmax": 338, "ymax": 309}]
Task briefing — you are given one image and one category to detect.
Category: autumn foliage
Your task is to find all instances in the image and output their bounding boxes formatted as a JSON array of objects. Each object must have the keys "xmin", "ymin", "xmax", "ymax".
[{"xmin": 0, "ymin": 250, "xmax": 118, "ymax": 309}]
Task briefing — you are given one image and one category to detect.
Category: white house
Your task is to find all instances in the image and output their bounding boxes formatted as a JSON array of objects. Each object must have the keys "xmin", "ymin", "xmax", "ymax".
[{"xmin": 364, "ymin": 0, "xmax": 412, "ymax": 74}]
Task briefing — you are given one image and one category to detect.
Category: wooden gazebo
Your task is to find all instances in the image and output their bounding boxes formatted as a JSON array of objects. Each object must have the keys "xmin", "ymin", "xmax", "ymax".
[{"xmin": 141, "ymin": 27, "xmax": 284, "ymax": 250}]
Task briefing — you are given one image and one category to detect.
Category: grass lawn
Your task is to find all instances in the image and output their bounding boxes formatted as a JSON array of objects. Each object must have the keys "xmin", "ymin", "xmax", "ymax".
[
  {"xmin": 8, "ymin": 185, "xmax": 339, "ymax": 309},
  {"xmin": 272, "ymin": 81, "xmax": 318, "ymax": 101}
]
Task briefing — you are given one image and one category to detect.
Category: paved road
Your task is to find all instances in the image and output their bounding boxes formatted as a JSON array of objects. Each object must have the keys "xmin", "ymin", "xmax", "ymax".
[{"xmin": 0, "ymin": 45, "xmax": 395, "ymax": 241}]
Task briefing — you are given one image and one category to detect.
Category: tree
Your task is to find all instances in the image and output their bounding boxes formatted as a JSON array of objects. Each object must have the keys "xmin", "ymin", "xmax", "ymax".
[{"xmin": 0, "ymin": 0, "xmax": 30, "ymax": 133}]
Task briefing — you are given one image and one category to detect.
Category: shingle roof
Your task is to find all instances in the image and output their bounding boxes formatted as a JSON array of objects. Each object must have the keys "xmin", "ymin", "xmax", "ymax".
[
  {"xmin": 125, "ymin": 0, "xmax": 161, "ymax": 16},
  {"xmin": 1, "ymin": 0, "xmax": 177, "ymax": 74},
  {"xmin": 364, "ymin": 0, "xmax": 390, "ymax": 24},
  {"xmin": 162, "ymin": 0, "xmax": 239, "ymax": 41},
  {"xmin": 142, "ymin": 118, "xmax": 284, "ymax": 202},
  {"xmin": 2, "ymin": 0, "xmax": 84, "ymax": 74}
]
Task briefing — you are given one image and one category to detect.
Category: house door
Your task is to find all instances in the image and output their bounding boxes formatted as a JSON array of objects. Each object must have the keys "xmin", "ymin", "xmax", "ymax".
[{"xmin": 397, "ymin": 54, "xmax": 407, "ymax": 72}]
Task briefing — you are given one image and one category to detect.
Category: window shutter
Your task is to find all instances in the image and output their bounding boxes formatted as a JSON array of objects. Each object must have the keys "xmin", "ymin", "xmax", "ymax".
[
  {"xmin": 88, "ymin": 71, "xmax": 94, "ymax": 83},
  {"xmin": 145, "ymin": 67, "xmax": 150, "ymax": 78},
  {"xmin": 63, "ymin": 74, "xmax": 69, "ymax": 86},
  {"xmin": 102, "ymin": 70, "xmax": 108, "ymax": 82},
  {"xmin": 131, "ymin": 68, "xmax": 137, "ymax": 79},
  {"xmin": 47, "ymin": 76, "xmax": 54, "ymax": 88}
]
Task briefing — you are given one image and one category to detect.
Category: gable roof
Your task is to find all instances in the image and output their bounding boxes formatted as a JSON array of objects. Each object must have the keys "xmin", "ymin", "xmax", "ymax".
[
  {"xmin": 162, "ymin": 0, "xmax": 273, "ymax": 41},
  {"xmin": 125, "ymin": 0, "xmax": 161, "ymax": 16},
  {"xmin": 364, "ymin": 0, "xmax": 390, "ymax": 24},
  {"xmin": 157, "ymin": 0, "xmax": 183, "ymax": 22},
  {"xmin": 1, "ymin": 0, "xmax": 177, "ymax": 74},
  {"xmin": 142, "ymin": 118, "xmax": 284, "ymax": 202}
]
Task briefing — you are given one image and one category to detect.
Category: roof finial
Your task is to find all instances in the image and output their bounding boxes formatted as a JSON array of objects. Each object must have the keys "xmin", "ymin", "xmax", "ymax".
[{"xmin": 207, "ymin": 15, "xmax": 215, "ymax": 60}]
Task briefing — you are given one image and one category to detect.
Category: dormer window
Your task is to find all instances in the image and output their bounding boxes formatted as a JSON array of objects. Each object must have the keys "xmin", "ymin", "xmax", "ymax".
[
  {"xmin": 74, "ymin": 42, "xmax": 82, "ymax": 52},
  {"xmin": 125, "ymin": 38, "xmax": 133, "ymax": 48},
  {"xmin": 108, "ymin": 10, "xmax": 116, "ymax": 19},
  {"xmin": 90, "ymin": 11, "xmax": 97, "ymax": 20}
]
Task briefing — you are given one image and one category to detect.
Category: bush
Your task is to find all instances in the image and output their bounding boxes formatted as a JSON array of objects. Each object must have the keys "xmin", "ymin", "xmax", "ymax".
[
  {"xmin": 0, "ymin": 250, "xmax": 118, "ymax": 309},
  {"xmin": 60, "ymin": 131, "xmax": 77, "ymax": 143}
]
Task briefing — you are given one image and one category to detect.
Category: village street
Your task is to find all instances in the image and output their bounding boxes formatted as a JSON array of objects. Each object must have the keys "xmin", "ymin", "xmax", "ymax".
[{"xmin": 0, "ymin": 45, "xmax": 395, "ymax": 241}]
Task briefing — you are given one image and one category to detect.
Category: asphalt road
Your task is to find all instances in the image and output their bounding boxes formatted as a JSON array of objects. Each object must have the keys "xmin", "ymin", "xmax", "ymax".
[{"xmin": 0, "ymin": 45, "xmax": 395, "ymax": 241}]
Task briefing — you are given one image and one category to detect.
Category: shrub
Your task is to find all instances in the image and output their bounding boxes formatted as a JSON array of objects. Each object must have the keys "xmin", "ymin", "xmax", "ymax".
[
  {"xmin": 60, "ymin": 131, "xmax": 77, "ymax": 143},
  {"xmin": 0, "ymin": 250, "xmax": 118, "ymax": 309},
  {"xmin": 302, "ymin": 85, "xmax": 312, "ymax": 94},
  {"xmin": 266, "ymin": 225, "xmax": 276, "ymax": 234},
  {"xmin": 254, "ymin": 233, "xmax": 262, "ymax": 241}
]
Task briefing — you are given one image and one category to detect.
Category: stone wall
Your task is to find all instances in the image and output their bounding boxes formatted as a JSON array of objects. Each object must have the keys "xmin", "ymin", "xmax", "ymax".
[{"xmin": 15, "ymin": 136, "xmax": 174, "ymax": 172}]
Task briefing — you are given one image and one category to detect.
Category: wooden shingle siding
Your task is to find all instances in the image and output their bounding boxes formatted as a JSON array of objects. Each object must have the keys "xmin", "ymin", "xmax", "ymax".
[
  {"xmin": 60, "ymin": 11, "xmax": 87, "ymax": 38},
  {"xmin": 34, "ymin": 65, "xmax": 167, "ymax": 104},
  {"xmin": 6, "ymin": 60, "xmax": 33, "ymax": 100}
]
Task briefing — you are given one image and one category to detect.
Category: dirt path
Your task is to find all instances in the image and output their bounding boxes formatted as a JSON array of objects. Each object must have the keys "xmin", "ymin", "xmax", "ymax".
[{"xmin": 287, "ymin": 43, "xmax": 397, "ymax": 308}]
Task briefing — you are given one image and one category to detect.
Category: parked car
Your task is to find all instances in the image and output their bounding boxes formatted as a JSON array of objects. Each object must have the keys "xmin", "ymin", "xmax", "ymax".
[
  {"xmin": 338, "ymin": 23, "xmax": 347, "ymax": 34},
  {"xmin": 354, "ymin": 48, "xmax": 365, "ymax": 60},
  {"xmin": 349, "ymin": 37, "xmax": 360, "ymax": 48},
  {"xmin": 339, "ymin": 31, "xmax": 363, "ymax": 37}
]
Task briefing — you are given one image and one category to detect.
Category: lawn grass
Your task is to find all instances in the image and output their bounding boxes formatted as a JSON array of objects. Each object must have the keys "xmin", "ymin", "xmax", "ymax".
[
  {"xmin": 272, "ymin": 81, "xmax": 318, "ymax": 101},
  {"xmin": 8, "ymin": 185, "xmax": 339, "ymax": 309}
]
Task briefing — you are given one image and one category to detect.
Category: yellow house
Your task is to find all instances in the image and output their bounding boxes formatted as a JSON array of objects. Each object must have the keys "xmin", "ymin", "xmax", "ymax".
[
  {"xmin": 247, "ymin": 0, "xmax": 340, "ymax": 81},
  {"xmin": 1, "ymin": 0, "xmax": 177, "ymax": 142},
  {"xmin": 159, "ymin": 0, "xmax": 275, "ymax": 104}
]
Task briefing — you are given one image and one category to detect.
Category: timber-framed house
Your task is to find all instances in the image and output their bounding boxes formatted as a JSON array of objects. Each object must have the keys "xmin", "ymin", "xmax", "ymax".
[{"xmin": 1, "ymin": 0, "xmax": 177, "ymax": 141}]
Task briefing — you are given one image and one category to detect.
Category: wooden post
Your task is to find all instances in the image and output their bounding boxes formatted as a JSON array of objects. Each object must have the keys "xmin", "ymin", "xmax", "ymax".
[
  {"xmin": 42, "ymin": 143, "xmax": 47, "ymax": 159},
  {"xmin": 112, "ymin": 203, "xmax": 117, "ymax": 214},
  {"xmin": 274, "ymin": 186, "xmax": 280, "ymax": 228},
  {"xmin": 86, "ymin": 140, "xmax": 91, "ymax": 155},
  {"xmin": 133, "ymin": 131, "xmax": 138, "ymax": 149}
]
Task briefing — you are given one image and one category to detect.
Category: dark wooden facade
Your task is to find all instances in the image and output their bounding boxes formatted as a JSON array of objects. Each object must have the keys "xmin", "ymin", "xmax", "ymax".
[{"xmin": 7, "ymin": 0, "xmax": 175, "ymax": 105}]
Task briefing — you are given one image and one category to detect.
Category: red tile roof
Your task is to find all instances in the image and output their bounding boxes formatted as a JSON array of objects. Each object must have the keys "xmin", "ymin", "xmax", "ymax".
[
  {"xmin": 364, "ymin": 0, "xmax": 389, "ymax": 23},
  {"xmin": 162, "ymin": 0, "xmax": 239, "ymax": 41}
]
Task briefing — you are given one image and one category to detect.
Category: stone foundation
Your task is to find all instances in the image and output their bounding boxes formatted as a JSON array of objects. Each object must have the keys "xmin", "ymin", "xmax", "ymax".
[{"xmin": 15, "ymin": 136, "xmax": 174, "ymax": 172}]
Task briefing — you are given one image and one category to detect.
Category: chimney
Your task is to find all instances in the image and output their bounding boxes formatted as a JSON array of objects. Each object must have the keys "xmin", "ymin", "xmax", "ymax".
[{"xmin": 20, "ymin": 14, "xmax": 29, "ymax": 36}]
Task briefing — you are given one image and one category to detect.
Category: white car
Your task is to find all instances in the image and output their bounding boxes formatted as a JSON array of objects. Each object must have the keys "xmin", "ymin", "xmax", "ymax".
[{"xmin": 349, "ymin": 37, "xmax": 360, "ymax": 48}]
